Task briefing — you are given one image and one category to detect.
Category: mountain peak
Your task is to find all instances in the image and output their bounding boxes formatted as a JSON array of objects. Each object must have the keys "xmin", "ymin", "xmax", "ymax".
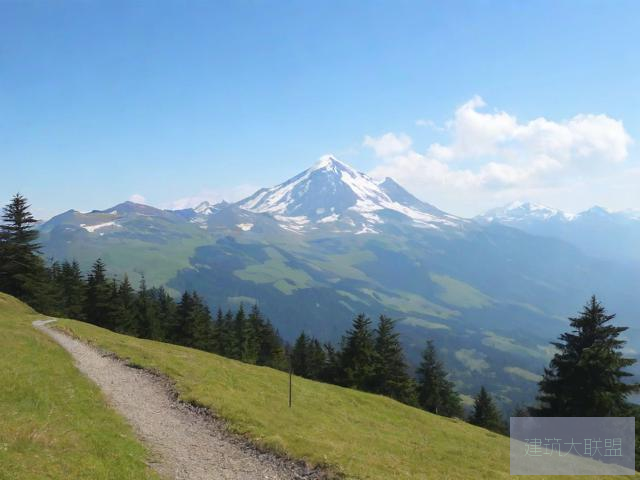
[
  {"xmin": 236, "ymin": 156, "xmax": 461, "ymax": 232},
  {"xmin": 311, "ymin": 154, "xmax": 351, "ymax": 173},
  {"xmin": 478, "ymin": 201, "xmax": 569, "ymax": 225}
]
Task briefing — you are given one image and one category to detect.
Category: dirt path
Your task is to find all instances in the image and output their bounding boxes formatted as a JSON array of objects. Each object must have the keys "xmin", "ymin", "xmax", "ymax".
[{"xmin": 33, "ymin": 320, "xmax": 321, "ymax": 480}]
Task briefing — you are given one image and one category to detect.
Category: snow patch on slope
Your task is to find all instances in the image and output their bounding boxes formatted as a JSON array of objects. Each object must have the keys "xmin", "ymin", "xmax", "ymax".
[{"xmin": 81, "ymin": 221, "xmax": 121, "ymax": 233}]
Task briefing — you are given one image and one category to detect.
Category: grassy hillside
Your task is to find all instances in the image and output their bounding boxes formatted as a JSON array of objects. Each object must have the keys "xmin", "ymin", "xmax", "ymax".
[
  {"xmin": 0, "ymin": 293, "xmax": 158, "ymax": 480},
  {"xmin": 55, "ymin": 318, "xmax": 631, "ymax": 480}
]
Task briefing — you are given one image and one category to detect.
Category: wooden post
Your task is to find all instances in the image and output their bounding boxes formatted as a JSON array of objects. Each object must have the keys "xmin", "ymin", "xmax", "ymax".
[{"xmin": 288, "ymin": 363, "xmax": 292, "ymax": 408}]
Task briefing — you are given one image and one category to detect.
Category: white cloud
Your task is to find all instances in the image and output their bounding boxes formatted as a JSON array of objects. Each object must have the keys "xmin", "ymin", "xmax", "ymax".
[
  {"xmin": 367, "ymin": 96, "xmax": 635, "ymax": 216},
  {"xmin": 416, "ymin": 119, "xmax": 445, "ymax": 131},
  {"xmin": 362, "ymin": 132, "xmax": 412, "ymax": 157},
  {"xmin": 129, "ymin": 193, "xmax": 146, "ymax": 204},
  {"xmin": 168, "ymin": 184, "xmax": 258, "ymax": 210}
]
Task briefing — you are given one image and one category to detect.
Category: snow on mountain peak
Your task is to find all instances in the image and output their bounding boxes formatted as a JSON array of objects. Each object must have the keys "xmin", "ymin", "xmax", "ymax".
[
  {"xmin": 311, "ymin": 154, "xmax": 352, "ymax": 173},
  {"xmin": 237, "ymin": 156, "xmax": 462, "ymax": 232},
  {"xmin": 481, "ymin": 201, "xmax": 568, "ymax": 223},
  {"xmin": 194, "ymin": 201, "xmax": 213, "ymax": 214}
]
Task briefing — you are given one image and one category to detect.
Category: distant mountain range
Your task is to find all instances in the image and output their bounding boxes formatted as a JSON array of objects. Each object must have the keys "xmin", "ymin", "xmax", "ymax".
[
  {"xmin": 39, "ymin": 156, "xmax": 640, "ymax": 409},
  {"xmin": 476, "ymin": 201, "xmax": 640, "ymax": 263}
]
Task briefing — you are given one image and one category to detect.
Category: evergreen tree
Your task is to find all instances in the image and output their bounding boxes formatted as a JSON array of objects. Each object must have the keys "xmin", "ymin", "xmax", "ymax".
[
  {"xmin": 291, "ymin": 332, "xmax": 310, "ymax": 377},
  {"xmin": 469, "ymin": 386, "xmax": 504, "ymax": 433},
  {"xmin": 340, "ymin": 314, "xmax": 376, "ymax": 390},
  {"xmin": 114, "ymin": 274, "xmax": 135, "ymax": 333},
  {"xmin": 241, "ymin": 304, "xmax": 261, "ymax": 363},
  {"xmin": 320, "ymin": 343, "xmax": 341, "ymax": 384},
  {"xmin": 189, "ymin": 292, "xmax": 213, "ymax": 351},
  {"xmin": 535, "ymin": 296, "xmax": 640, "ymax": 416},
  {"xmin": 134, "ymin": 275, "xmax": 153, "ymax": 338},
  {"xmin": 152, "ymin": 287, "xmax": 175, "ymax": 341},
  {"xmin": 230, "ymin": 304, "xmax": 247, "ymax": 360},
  {"xmin": 83, "ymin": 259, "xmax": 112, "ymax": 328},
  {"xmin": 211, "ymin": 308, "xmax": 225, "ymax": 355},
  {"xmin": 173, "ymin": 291, "xmax": 194, "ymax": 345},
  {"xmin": 0, "ymin": 194, "xmax": 44, "ymax": 303},
  {"xmin": 253, "ymin": 307, "xmax": 286, "ymax": 369},
  {"xmin": 416, "ymin": 340, "xmax": 463, "ymax": 417},
  {"xmin": 58, "ymin": 260, "xmax": 85, "ymax": 319},
  {"xmin": 372, "ymin": 315, "xmax": 416, "ymax": 404}
]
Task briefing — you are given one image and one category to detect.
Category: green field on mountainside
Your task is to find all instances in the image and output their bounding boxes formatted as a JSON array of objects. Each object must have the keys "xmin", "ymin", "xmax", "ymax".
[
  {"xmin": 0, "ymin": 293, "xmax": 158, "ymax": 480},
  {"xmin": 55, "ymin": 316, "xmax": 633, "ymax": 480}
]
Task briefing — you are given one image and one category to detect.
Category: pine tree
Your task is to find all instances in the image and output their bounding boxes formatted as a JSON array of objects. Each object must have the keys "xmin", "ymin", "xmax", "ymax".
[
  {"xmin": 320, "ymin": 343, "xmax": 341, "ymax": 383},
  {"xmin": 253, "ymin": 307, "xmax": 286, "ymax": 369},
  {"xmin": 0, "ymin": 194, "xmax": 44, "ymax": 302},
  {"xmin": 306, "ymin": 338, "xmax": 327, "ymax": 380},
  {"xmin": 59, "ymin": 260, "xmax": 85, "ymax": 319},
  {"xmin": 152, "ymin": 287, "xmax": 175, "ymax": 341},
  {"xmin": 230, "ymin": 304, "xmax": 247, "ymax": 360},
  {"xmin": 469, "ymin": 386, "xmax": 504, "ymax": 433},
  {"xmin": 241, "ymin": 304, "xmax": 261, "ymax": 363},
  {"xmin": 189, "ymin": 292, "xmax": 213, "ymax": 351},
  {"xmin": 83, "ymin": 259, "xmax": 112, "ymax": 328},
  {"xmin": 372, "ymin": 315, "xmax": 416, "ymax": 404},
  {"xmin": 340, "ymin": 314, "xmax": 376, "ymax": 390},
  {"xmin": 173, "ymin": 291, "xmax": 194, "ymax": 345},
  {"xmin": 114, "ymin": 274, "xmax": 135, "ymax": 333},
  {"xmin": 535, "ymin": 296, "xmax": 640, "ymax": 416},
  {"xmin": 291, "ymin": 332, "xmax": 310, "ymax": 377},
  {"xmin": 211, "ymin": 308, "xmax": 225, "ymax": 354},
  {"xmin": 416, "ymin": 340, "xmax": 463, "ymax": 417},
  {"xmin": 134, "ymin": 275, "xmax": 153, "ymax": 338}
]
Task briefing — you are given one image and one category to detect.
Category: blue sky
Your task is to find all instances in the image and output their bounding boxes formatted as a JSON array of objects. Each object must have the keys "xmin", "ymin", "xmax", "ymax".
[{"xmin": 1, "ymin": 1, "xmax": 639, "ymax": 218}]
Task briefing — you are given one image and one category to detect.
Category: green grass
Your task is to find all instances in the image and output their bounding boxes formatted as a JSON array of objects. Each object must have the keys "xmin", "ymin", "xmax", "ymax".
[
  {"xmin": 0, "ymin": 293, "xmax": 158, "ymax": 480},
  {"xmin": 54, "ymin": 317, "xmax": 629, "ymax": 480},
  {"xmin": 233, "ymin": 247, "xmax": 315, "ymax": 294},
  {"xmin": 430, "ymin": 273, "xmax": 492, "ymax": 309}
]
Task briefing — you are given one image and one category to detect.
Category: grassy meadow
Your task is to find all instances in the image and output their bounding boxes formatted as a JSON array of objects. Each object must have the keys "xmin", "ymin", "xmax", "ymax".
[
  {"xmin": 55, "ymin": 316, "xmax": 635, "ymax": 480},
  {"xmin": 0, "ymin": 293, "xmax": 158, "ymax": 480}
]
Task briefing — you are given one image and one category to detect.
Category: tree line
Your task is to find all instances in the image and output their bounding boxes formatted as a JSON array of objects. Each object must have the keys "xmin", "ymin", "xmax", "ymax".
[{"xmin": 2, "ymin": 193, "xmax": 638, "ymax": 447}]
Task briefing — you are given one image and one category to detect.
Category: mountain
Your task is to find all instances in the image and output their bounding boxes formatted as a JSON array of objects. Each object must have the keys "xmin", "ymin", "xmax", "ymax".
[
  {"xmin": 40, "ymin": 201, "xmax": 212, "ymax": 287},
  {"xmin": 39, "ymin": 157, "xmax": 640, "ymax": 409},
  {"xmin": 237, "ymin": 155, "xmax": 465, "ymax": 234},
  {"xmin": 477, "ymin": 201, "xmax": 640, "ymax": 263}
]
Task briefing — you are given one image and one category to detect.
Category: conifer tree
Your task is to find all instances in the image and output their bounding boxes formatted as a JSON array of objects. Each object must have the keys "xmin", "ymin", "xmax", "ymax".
[
  {"xmin": 134, "ymin": 275, "xmax": 153, "ymax": 338},
  {"xmin": 83, "ymin": 259, "xmax": 112, "ymax": 328},
  {"xmin": 59, "ymin": 260, "xmax": 85, "ymax": 319},
  {"xmin": 189, "ymin": 292, "xmax": 213, "ymax": 351},
  {"xmin": 253, "ymin": 307, "xmax": 286, "ymax": 368},
  {"xmin": 291, "ymin": 332, "xmax": 310, "ymax": 377},
  {"xmin": 340, "ymin": 314, "xmax": 376, "ymax": 390},
  {"xmin": 416, "ymin": 340, "xmax": 463, "ymax": 417},
  {"xmin": 320, "ymin": 343, "xmax": 341, "ymax": 383},
  {"xmin": 372, "ymin": 315, "xmax": 416, "ymax": 404},
  {"xmin": 535, "ymin": 296, "xmax": 640, "ymax": 416},
  {"xmin": 0, "ymin": 194, "xmax": 44, "ymax": 302},
  {"xmin": 152, "ymin": 287, "xmax": 175, "ymax": 341},
  {"xmin": 173, "ymin": 291, "xmax": 194, "ymax": 345},
  {"xmin": 306, "ymin": 338, "xmax": 327, "ymax": 380},
  {"xmin": 211, "ymin": 308, "xmax": 225, "ymax": 355},
  {"xmin": 114, "ymin": 274, "xmax": 135, "ymax": 333},
  {"xmin": 469, "ymin": 386, "xmax": 504, "ymax": 433},
  {"xmin": 230, "ymin": 304, "xmax": 247, "ymax": 360}
]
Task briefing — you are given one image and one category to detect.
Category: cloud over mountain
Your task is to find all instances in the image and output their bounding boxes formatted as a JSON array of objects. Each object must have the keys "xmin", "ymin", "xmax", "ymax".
[{"xmin": 367, "ymin": 96, "xmax": 635, "ymax": 215}]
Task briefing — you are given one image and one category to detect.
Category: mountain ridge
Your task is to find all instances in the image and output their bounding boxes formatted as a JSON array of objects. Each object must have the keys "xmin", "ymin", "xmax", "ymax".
[{"xmin": 37, "ymin": 156, "xmax": 640, "ymax": 408}]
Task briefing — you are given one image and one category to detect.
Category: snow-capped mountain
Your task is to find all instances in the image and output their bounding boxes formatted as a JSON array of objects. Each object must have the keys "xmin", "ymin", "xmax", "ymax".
[
  {"xmin": 477, "ymin": 201, "xmax": 640, "ymax": 262},
  {"xmin": 39, "ymin": 201, "xmax": 180, "ymax": 235},
  {"xmin": 37, "ymin": 158, "xmax": 640, "ymax": 407},
  {"xmin": 236, "ymin": 155, "xmax": 464, "ymax": 234},
  {"xmin": 476, "ymin": 201, "xmax": 571, "ymax": 226}
]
